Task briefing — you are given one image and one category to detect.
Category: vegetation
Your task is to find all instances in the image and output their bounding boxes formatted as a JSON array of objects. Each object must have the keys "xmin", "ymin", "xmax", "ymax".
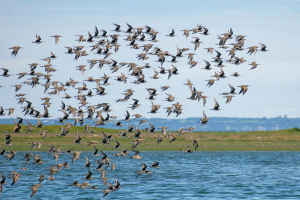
[{"xmin": 1, "ymin": 124, "xmax": 300, "ymax": 151}]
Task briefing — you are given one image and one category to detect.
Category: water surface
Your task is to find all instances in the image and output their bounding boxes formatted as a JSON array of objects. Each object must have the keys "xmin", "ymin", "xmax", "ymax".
[{"xmin": 1, "ymin": 151, "xmax": 300, "ymax": 199}]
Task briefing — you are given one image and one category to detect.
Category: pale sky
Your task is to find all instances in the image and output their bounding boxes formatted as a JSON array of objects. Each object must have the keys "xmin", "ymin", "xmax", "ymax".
[{"xmin": 0, "ymin": 0, "xmax": 299, "ymax": 120}]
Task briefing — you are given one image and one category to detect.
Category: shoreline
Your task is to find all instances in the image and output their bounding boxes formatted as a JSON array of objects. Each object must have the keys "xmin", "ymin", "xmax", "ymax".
[{"xmin": 1, "ymin": 124, "xmax": 300, "ymax": 151}]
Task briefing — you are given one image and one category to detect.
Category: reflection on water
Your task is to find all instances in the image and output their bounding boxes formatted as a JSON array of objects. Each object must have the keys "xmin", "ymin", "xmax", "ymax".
[{"xmin": 1, "ymin": 151, "xmax": 300, "ymax": 199}]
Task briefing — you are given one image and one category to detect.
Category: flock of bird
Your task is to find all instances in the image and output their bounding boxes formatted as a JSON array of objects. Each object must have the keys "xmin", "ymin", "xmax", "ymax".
[{"xmin": 1, "ymin": 22, "xmax": 267, "ymax": 197}]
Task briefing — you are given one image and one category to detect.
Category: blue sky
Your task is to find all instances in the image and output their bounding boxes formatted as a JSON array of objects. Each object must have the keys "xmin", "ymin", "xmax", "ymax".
[{"xmin": 0, "ymin": 0, "xmax": 299, "ymax": 120}]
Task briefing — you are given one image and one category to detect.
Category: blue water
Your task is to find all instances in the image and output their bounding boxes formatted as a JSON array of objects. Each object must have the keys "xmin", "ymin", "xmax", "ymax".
[{"xmin": 1, "ymin": 151, "xmax": 300, "ymax": 199}]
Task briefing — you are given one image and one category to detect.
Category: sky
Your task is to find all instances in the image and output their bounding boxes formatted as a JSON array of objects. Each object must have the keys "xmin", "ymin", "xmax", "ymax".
[{"xmin": 0, "ymin": 0, "xmax": 299, "ymax": 121}]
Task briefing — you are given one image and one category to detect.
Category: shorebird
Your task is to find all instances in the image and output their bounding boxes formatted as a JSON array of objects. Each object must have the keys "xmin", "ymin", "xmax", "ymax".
[
  {"xmin": 53, "ymin": 153, "xmax": 59, "ymax": 161},
  {"xmin": 72, "ymin": 151, "xmax": 81, "ymax": 163},
  {"xmin": 32, "ymin": 34, "xmax": 42, "ymax": 43},
  {"xmin": 206, "ymin": 79, "xmax": 215, "ymax": 88},
  {"xmin": 1, "ymin": 68, "xmax": 11, "ymax": 77},
  {"xmin": 113, "ymin": 178, "xmax": 121, "ymax": 191},
  {"xmin": 188, "ymin": 87, "xmax": 198, "ymax": 100},
  {"xmin": 202, "ymin": 27, "xmax": 210, "ymax": 35},
  {"xmin": 210, "ymin": 98, "xmax": 221, "ymax": 111},
  {"xmin": 50, "ymin": 35, "xmax": 62, "ymax": 44},
  {"xmin": 238, "ymin": 85, "xmax": 250, "ymax": 95},
  {"xmin": 72, "ymin": 131, "xmax": 81, "ymax": 143},
  {"xmin": 33, "ymin": 155, "xmax": 44, "ymax": 164},
  {"xmin": 249, "ymin": 61, "xmax": 260, "ymax": 70},
  {"xmin": 101, "ymin": 190, "xmax": 111, "ymax": 197},
  {"xmin": 259, "ymin": 43, "xmax": 267, "ymax": 52},
  {"xmin": 199, "ymin": 111, "xmax": 209, "ymax": 125},
  {"xmin": 0, "ymin": 173, "xmax": 7, "ymax": 185},
  {"xmin": 231, "ymin": 72, "xmax": 241, "ymax": 77},
  {"xmin": 113, "ymin": 23, "xmax": 122, "ymax": 32},
  {"xmin": 181, "ymin": 29, "xmax": 190, "ymax": 39},
  {"xmin": 9, "ymin": 46, "xmax": 23, "ymax": 57},
  {"xmin": 205, "ymin": 47, "xmax": 214, "ymax": 54},
  {"xmin": 0, "ymin": 107, "xmax": 5, "ymax": 116},
  {"xmin": 203, "ymin": 60, "xmax": 212, "ymax": 70},
  {"xmin": 114, "ymin": 121, "xmax": 123, "ymax": 126},
  {"xmin": 166, "ymin": 29, "xmax": 176, "ymax": 37},
  {"xmin": 124, "ymin": 110, "xmax": 131, "ymax": 121},
  {"xmin": 36, "ymin": 118, "xmax": 43, "ymax": 128},
  {"xmin": 168, "ymin": 130, "xmax": 176, "ymax": 143},
  {"xmin": 29, "ymin": 183, "xmax": 41, "ymax": 198},
  {"xmin": 84, "ymin": 157, "xmax": 92, "ymax": 168},
  {"xmin": 92, "ymin": 146, "xmax": 99, "ymax": 156},
  {"xmin": 151, "ymin": 161, "xmax": 161, "ymax": 169},
  {"xmin": 136, "ymin": 162, "xmax": 152, "ymax": 177},
  {"xmin": 149, "ymin": 101, "xmax": 161, "ymax": 113},
  {"xmin": 192, "ymin": 140, "xmax": 199, "ymax": 150},
  {"xmin": 131, "ymin": 140, "xmax": 143, "ymax": 150},
  {"xmin": 133, "ymin": 113, "xmax": 142, "ymax": 120},
  {"xmin": 184, "ymin": 145, "xmax": 193, "ymax": 153},
  {"xmin": 39, "ymin": 130, "xmax": 48, "ymax": 140}
]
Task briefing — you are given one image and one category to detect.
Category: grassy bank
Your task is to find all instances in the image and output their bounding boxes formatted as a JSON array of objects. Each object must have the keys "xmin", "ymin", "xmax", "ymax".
[{"xmin": 1, "ymin": 124, "xmax": 300, "ymax": 151}]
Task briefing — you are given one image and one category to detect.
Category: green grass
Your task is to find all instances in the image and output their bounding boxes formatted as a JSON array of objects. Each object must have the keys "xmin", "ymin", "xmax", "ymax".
[{"xmin": 1, "ymin": 124, "xmax": 300, "ymax": 151}]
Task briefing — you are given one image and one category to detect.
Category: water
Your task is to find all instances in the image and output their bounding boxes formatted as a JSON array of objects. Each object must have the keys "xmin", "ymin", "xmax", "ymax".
[{"xmin": 1, "ymin": 151, "xmax": 300, "ymax": 199}]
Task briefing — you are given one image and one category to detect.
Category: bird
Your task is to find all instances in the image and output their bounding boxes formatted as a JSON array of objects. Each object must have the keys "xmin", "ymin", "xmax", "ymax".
[
  {"xmin": 168, "ymin": 130, "xmax": 177, "ymax": 143},
  {"xmin": 231, "ymin": 72, "xmax": 241, "ymax": 77},
  {"xmin": 184, "ymin": 145, "xmax": 193, "ymax": 153},
  {"xmin": 32, "ymin": 34, "xmax": 42, "ymax": 43},
  {"xmin": 199, "ymin": 111, "xmax": 209, "ymax": 126},
  {"xmin": 53, "ymin": 153, "xmax": 59, "ymax": 161},
  {"xmin": 206, "ymin": 79, "xmax": 215, "ymax": 88},
  {"xmin": 72, "ymin": 131, "xmax": 81, "ymax": 143},
  {"xmin": 101, "ymin": 190, "xmax": 112, "ymax": 197},
  {"xmin": 224, "ymin": 95, "xmax": 234, "ymax": 104},
  {"xmin": 36, "ymin": 118, "xmax": 43, "ymax": 128},
  {"xmin": 50, "ymin": 35, "xmax": 62, "ymax": 44},
  {"xmin": 39, "ymin": 130, "xmax": 48, "ymax": 140},
  {"xmin": 130, "ymin": 150, "xmax": 142, "ymax": 159},
  {"xmin": 149, "ymin": 101, "xmax": 161, "ymax": 113},
  {"xmin": 124, "ymin": 110, "xmax": 131, "ymax": 121},
  {"xmin": 259, "ymin": 43, "xmax": 268, "ymax": 52},
  {"xmin": 84, "ymin": 157, "xmax": 92, "ymax": 168},
  {"xmin": 1, "ymin": 68, "xmax": 11, "ymax": 77},
  {"xmin": 136, "ymin": 162, "xmax": 151, "ymax": 177},
  {"xmin": 238, "ymin": 85, "xmax": 250, "ymax": 95},
  {"xmin": 29, "ymin": 183, "xmax": 41, "ymax": 198},
  {"xmin": 181, "ymin": 29, "xmax": 190, "ymax": 39},
  {"xmin": 12, "ymin": 120, "xmax": 21, "ymax": 132},
  {"xmin": 0, "ymin": 173, "xmax": 7, "ymax": 185},
  {"xmin": 9, "ymin": 46, "xmax": 23, "ymax": 57},
  {"xmin": 211, "ymin": 98, "xmax": 221, "ymax": 111},
  {"xmin": 166, "ymin": 29, "xmax": 176, "ymax": 37},
  {"xmin": 205, "ymin": 47, "xmax": 214, "ymax": 54},
  {"xmin": 72, "ymin": 151, "xmax": 81, "ymax": 163},
  {"xmin": 192, "ymin": 140, "xmax": 199, "ymax": 150},
  {"xmin": 151, "ymin": 161, "xmax": 161, "ymax": 169},
  {"xmin": 113, "ymin": 178, "xmax": 121, "ymax": 191},
  {"xmin": 249, "ymin": 61, "xmax": 260, "ymax": 70}
]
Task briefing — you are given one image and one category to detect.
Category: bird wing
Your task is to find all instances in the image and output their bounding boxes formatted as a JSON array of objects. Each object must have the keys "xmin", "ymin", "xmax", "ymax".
[
  {"xmin": 86, "ymin": 169, "xmax": 92, "ymax": 178},
  {"xmin": 203, "ymin": 111, "xmax": 207, "ymax": 119},
  {"xmin": 103, "ymin": 132, "xmax": 108, "ymax": 139},
  {"xmin": 213, "ymin": 99, "xmax": 220, "ymax": 109},
  {"xmin": 141, "ymin": 162, "xmax": 147, "ymax": 170}
]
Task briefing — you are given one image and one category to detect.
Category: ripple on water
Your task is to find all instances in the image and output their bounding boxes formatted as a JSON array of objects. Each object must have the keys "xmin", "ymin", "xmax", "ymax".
[{"xmin": 1, "ymin": 151, "xmax": 300, "ymax": 199}]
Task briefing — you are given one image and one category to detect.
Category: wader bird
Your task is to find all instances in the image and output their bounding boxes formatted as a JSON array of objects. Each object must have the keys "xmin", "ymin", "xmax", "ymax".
[
  {"xmin": 199, "ymin": 111, "xmax": 209, "ymax": 125},
  {"xmin": 238, "ymin": 85, "xmax": 250, "ymax": 95},
  {"xmin": 9, "ymin": 46, "xmax": 23, "ymax": 57}
]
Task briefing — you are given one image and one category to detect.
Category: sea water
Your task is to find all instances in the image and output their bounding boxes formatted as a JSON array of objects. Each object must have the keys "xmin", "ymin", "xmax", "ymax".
[{"xmin": 1, "ymin": 151, "xmax": 300, "ymax": 199}]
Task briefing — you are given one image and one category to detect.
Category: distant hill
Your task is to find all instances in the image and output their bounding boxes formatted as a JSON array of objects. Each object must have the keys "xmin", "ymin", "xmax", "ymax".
[{"xmin": 1, "ymin": 116, "xmax": 299, "ymax": 132}]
